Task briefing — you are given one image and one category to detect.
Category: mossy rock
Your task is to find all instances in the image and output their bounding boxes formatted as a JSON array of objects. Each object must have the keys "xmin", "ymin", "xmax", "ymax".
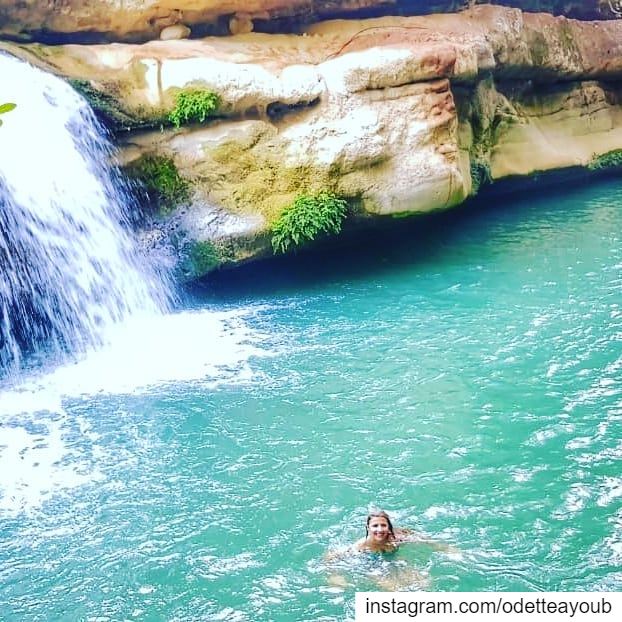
[
  {"xmin": 470, "ymin": 160, "xmax": 492, "ymax": 194},
  {"xmin": 125, "ymin": 155, "xmax": 190, "ymax": 215},
  {"xmin": 179, "ymin": 240, "xmax": 241, "ymax": 279},
  {"xmin": 69, "ymin": 79, "xmax": 135, "ymax": 128},
  {"xmin": 69, "ymin": 78, "xmax": 167, "ymax": 130},
  {"xmin": 587, "ymin": 149, "xmax": 622, "ymax": 171},
  {"xmin": 529, "ymin": 30, "xmax": 550, "ymax": 67},
  {"xmin": 185, "ymin": 241, "xmax": 222, "ymax": 276}
]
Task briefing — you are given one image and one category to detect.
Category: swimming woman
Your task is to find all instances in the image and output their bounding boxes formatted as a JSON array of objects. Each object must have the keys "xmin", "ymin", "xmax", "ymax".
[
  {"xmin": 326, "ymin": 510, "xmax": 455, "ymax": 590},
  {"xmin": 355, "ymin": 510, "xmax": 457, "ymax": 553},
  {"xmin": 328, "ymin": 509, "xmax": 458, "ymax": 559},
  {"xmin": 355, "ymin": 510, "xmax": 411, "ymax": 553}
]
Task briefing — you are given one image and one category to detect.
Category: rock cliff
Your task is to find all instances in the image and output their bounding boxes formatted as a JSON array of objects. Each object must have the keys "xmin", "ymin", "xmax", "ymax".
[
  {"xmin": 1, "ymin": 1, "xmax": 620, "ymax": 42},
  {"xmin": 2, "ymin": 3, "xmax": 622, "ymax": 279}
]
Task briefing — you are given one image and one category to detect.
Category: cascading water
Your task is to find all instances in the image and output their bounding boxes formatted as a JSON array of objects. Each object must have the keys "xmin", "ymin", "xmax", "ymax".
[{"xmin": 0, "ymin": 53, "xmax": 173, "ymax": 376}]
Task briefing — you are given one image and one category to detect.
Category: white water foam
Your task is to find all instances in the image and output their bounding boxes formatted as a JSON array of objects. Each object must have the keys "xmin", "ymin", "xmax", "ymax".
[
  {"xmin": 0, "ymin": 411, "xmax": 105, "ymax": 515},
  {"xmin": 0, "ymin": 307, "xmax": 268, "ymax": 413},
  {"xmin": 0, "ymin": 306, "xmax": 270, "ymax": 516}
]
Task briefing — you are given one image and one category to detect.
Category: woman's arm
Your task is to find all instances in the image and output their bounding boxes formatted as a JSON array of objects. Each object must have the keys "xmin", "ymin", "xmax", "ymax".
[
  {"xmin": 325, "ymin": 541, "xmax": 361, "ymax": 561},
  {"xmin": 394, "ymin": 529, "xmax": 459, "ymax": 552}
]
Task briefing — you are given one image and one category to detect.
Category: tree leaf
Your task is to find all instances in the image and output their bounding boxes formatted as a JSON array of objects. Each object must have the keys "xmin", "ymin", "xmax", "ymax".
[{"xmin": 0, "ymin": 102, "xmax": 16, "ymax": 114}]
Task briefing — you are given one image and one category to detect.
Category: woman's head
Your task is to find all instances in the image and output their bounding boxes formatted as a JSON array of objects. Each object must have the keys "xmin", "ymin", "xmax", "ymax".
[{"xmin": 365, "ymin": 510, "xmax": 395, "ymax": 542}]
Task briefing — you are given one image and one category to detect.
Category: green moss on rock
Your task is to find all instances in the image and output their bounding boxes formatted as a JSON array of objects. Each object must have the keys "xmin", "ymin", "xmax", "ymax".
[
  {"xmin": 126, "ymin": 155, "xmax": 190, "ymax": 214},
  {"xmin": 207, "ymin": 140, "xmax": 341, "ymax": 223},
  {"xmin": 587, "ymin": 149, "xmax": 622, "ymax": 171},
  {"xmin": 530, "ymin": 30, "xmax": 549, "ymax": 66},
  {"xmin": 186, "ymin": 241, "xmax": 222, "ymax": 275},
  {"xmin": 69, "ymin": 79, "xmax": 136, "ymax": 128}
]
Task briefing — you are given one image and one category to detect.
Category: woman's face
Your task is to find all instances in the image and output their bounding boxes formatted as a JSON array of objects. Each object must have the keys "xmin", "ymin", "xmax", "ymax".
[{"xmin": 367, "ymin": 516, "xmax": 391, "ymax": 542}]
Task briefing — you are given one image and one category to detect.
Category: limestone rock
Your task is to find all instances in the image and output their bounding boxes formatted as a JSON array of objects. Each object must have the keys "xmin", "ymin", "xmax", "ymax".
[
  {"xmin": 2, "ymin": 5, "xmax": 622, "ymax": 278},
  {"xmin": 0, "ymin": 1, "xmax": 620, "ymax": 43},
  {"xmin": 159, "ymin": 24, "xmax": 191, "ymax": 40},
  {"xmin": 7, "ymin": 6, "xmax": 622, "ymax": 124},
  {"xmin": 229, "ymin": 13, "xmax": 254, "ymax": 35}
]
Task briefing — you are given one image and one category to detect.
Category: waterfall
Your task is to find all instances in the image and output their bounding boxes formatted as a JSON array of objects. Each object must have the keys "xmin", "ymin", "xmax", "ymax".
[{"xmin": 0, "ymin": 53, "xmax": 173, "ymax": 376}]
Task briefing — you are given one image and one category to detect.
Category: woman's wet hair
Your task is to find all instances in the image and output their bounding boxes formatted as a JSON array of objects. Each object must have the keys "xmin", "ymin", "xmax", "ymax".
[{"xmin": 365, "ymin": 510, "xmax": 395, "ymax": 536}]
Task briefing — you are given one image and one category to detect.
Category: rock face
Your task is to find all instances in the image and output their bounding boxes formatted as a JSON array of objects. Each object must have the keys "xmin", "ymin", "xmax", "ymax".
[
  {"xmin": 0, "ymin": 1, "xmax": 620, "ymax": 42},
  {"xmin": 2, "ymin": 4, "xmax": 622, "ymax": 279}
]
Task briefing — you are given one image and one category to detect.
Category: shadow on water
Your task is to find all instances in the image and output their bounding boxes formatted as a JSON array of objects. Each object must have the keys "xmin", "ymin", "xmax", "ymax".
[{"xmin": 189, "ymin": 172, "xmax": 618, "ymax": 303}]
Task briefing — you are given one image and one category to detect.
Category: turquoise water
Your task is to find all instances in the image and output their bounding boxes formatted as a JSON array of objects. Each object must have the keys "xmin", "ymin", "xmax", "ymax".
[{"xmin": 1, "ymin": 177, "xmax": 621, "ymax": 620}]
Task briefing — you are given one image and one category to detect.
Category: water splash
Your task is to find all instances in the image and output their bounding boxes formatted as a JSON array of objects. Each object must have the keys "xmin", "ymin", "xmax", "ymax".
[
  {"xmin": 0, "ymin": 53, "xmax": 173, "ymax": 375},
  {"xmin": 0, "ymin": 305, "xmax": 269, "ymax": 516},
  {"xmin": 0, "ymin": 307, "xmax": 268, "ymax": 416}
]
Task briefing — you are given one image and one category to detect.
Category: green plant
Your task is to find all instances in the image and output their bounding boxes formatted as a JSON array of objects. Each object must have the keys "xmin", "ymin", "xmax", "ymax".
[
  {"xmin": 168, "ymin": 89, "xmax": 220, "ymax": 128},
  {"xmin": 127, "ymin": 155, "xmax": 190, "ymax": 213},
  {"xmin": 0, "ymin": 102, "xmax": 16, "ymax": 126},
  {"xmin": 187, "ymin": 241, "xmax": 221, "ymax": 275},
  {"xmin": 587, "ymin": 149, "xmax": 622, "ymax": 171},
  {"xmin": 271, "ymin": 191, "xmax": 348, "ymax": 254}
]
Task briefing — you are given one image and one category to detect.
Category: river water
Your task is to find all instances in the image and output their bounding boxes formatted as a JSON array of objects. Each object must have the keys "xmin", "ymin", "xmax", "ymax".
[{"xmin": 1, "ymin": 177, "xmax": 621, "ymax": 620}]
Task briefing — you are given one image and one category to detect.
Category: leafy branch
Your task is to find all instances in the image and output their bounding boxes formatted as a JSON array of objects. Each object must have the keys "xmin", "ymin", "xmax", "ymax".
[
  {"xmin": 271, "ymin": 191, "xmax": 348, "ymax": 254},
  {"xmin": 168, "ymin": 89, "xmax": 220, "ymax": 128}
]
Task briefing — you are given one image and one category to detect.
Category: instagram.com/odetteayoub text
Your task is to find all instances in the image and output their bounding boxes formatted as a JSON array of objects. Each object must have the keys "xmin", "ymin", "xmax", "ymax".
[{"xmin": 355, "ymin": 592, "xmax": 620, "ymax": 621}]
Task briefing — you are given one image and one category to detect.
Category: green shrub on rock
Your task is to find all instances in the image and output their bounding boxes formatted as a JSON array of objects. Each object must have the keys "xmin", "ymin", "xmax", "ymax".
[
  {"xmin": 168, "ymin": 88, "xmax": 220, "ymax": 128},
  {"xmin": 271, "ymin": 191, "xmax": 348, "ymax": 254},
  {"xmin": 126, "ymin": 155, "xmax": 189, "ymax": 214}
]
